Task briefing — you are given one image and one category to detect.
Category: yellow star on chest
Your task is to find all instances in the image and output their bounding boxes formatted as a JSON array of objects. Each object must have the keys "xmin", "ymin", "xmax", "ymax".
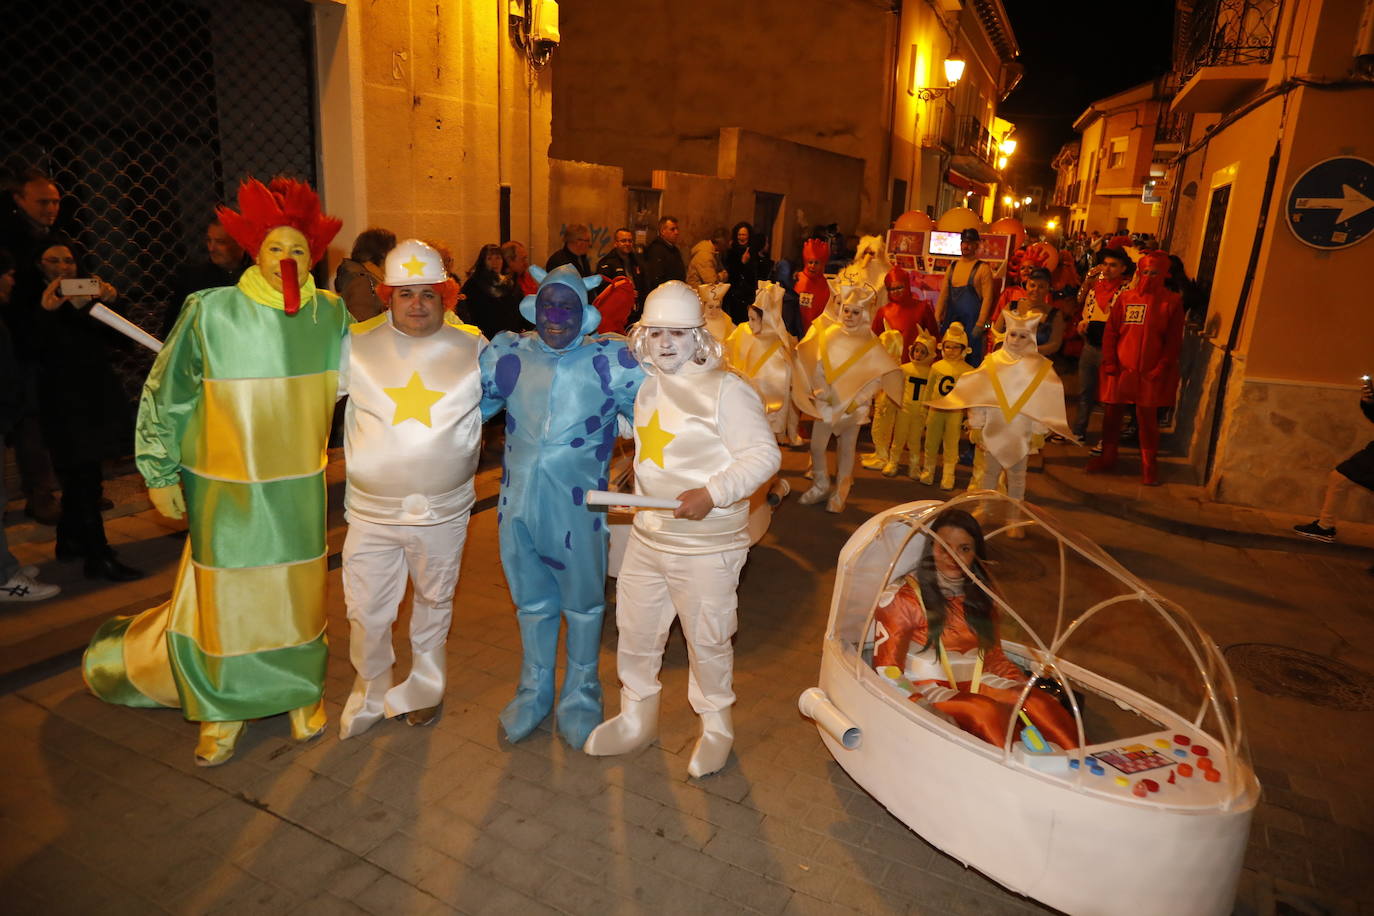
[
  {"xmin": 384, "ymin": 370, "xmax": 445, "ymax": 427},
  {"xmin": 636, "ymin": 409, "xmax": 676, "ymax": 468}
]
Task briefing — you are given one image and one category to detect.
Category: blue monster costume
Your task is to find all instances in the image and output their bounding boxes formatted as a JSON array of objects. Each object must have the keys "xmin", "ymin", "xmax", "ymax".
[{"xmin": 479, "ymin": 265, "xmax": 644, "ymax": 748}]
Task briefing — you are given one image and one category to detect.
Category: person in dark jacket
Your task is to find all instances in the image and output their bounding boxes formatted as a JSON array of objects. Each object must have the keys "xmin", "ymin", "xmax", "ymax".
[
  {"xmin": 1294, "ymin": 376, "xmax": 1374, "ymax": 551},
  {"xmin": 334, "ymin": 228, "xmax": 397, "ymax": 322},
  {"xmin": 462, "ymin": 243, "xmax": 524, "ymax": 339},
  {"xmin": 0, "ymin": 247, "xmax": 60, "ymax": 601},
  {"xmin": 595, "ymin": 227, "xmax": 646, "ymax": 314},
  {"xmin": 641, "ymin": 216, "xmax": 686, "ymax": 292},
  {"xmin": 723, "ymin": 221, "xmax": 762, "ymax": 323},
  {"xmin": 161, "ymin": 220, "xmax": 254, "ymax": 336},
  {"xmin": 25, "ymin": 237, "xmax": 142, "ymax": 581},
  {"xmin": 545, "ymin": 224, "xmax": 594, "ymax": 276}
]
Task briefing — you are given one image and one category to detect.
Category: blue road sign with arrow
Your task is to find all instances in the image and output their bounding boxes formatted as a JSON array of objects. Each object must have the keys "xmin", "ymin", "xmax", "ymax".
[{"xmin": 1286, "ymin": 156, "xmax": 1374, "ymax": 250}]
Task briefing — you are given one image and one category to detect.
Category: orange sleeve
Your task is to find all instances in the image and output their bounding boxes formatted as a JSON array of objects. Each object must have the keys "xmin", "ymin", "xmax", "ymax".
[{"xmin": 872, "ymin": 583, "xmax": 928, "ymax": 669}]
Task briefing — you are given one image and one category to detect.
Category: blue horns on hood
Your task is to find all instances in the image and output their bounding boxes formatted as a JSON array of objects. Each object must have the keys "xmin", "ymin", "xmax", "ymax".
[{"xmin": 520, "ymin": 264, "xmax": 604, "ymax": 338}]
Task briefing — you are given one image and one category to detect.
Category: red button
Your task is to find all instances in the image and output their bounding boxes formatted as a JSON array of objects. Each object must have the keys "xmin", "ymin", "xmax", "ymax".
[
  {"xmin": 1178, "ymin": 764, "xmax": 1193, "ymax": 777},
  {"xmin": 1193, "ymin": 745, "xmax": 1209, "ymax": 756},
  {"xmin": 1133, "ymin": 782, "xmax": 1149, "ymax": 797},
  {"xmin": 1142, "ymin": 779, "xmax": 1160, "ymax": 793},
  {"xmin": 1173, "ymin": 734, "xmax": 1191, "ymax": 745},
  {"xmin": 1197, "ymin": 757, "xmax": 1215, "ymax": 771},
  {"xmin": 1204, "ymin": 769, "xmax": 1221, "ymax": 782}
]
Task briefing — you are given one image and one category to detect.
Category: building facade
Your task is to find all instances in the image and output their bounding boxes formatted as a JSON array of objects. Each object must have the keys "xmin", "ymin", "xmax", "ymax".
[
  {"xmin": 1157, "ymin": 0, "xmax": 1374, "ymax": 519},
  {"xmin": 546, "ymin": 0, "xmax": 1020, "ymax": 262}
]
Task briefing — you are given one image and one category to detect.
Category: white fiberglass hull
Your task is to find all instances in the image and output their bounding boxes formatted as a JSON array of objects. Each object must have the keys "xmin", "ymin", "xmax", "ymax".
[{"xmin": 813, "ymin": 641, "xmax": 1255, "ymax": 916}]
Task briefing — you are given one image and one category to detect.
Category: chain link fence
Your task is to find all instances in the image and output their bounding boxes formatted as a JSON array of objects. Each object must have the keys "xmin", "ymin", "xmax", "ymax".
[{"xmin": 1, "ymin": 0, "xmax": 318, "ymax": 417}]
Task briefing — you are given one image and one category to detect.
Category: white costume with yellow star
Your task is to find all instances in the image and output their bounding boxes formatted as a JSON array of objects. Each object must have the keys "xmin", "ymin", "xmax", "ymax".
[
  {"xmin": 591, "ymin": 357, "xmax": 778, "ymax": 767},
  {"xmin": 337, "ymin": 311, "xmax": 487, "ymax": 737}
]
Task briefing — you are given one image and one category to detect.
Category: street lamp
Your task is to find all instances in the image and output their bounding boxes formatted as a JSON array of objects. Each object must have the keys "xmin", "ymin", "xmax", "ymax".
[
  {"xmin": 997, "ymin": 156, "xmax": 1008, "ymax": 170},
  {"xmin": 1000, "ymin": 138, "xmax": 1018, "ymax": 156},
  {"xmin": 916, "ymin": 55, "xmax": 966, "ymax": 100}
]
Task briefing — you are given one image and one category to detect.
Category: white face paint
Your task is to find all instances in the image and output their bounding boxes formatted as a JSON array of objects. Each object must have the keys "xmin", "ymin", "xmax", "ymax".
[
  {"xmin": 840, "ymin": 300, "xmax": 867, "ymax": 332},
  {"xmin": 646, "ymin": 326, "xmax": 694, "ymax": 373},
  {"xmin": 1005, "ymin": 327, "xmax": 1036, "ymax": 357}
]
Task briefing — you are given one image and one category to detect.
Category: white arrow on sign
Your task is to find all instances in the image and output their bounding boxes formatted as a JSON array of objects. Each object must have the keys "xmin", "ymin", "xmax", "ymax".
[{"xmin": 1295, "ymin": 184, "xmax": 1374, "ymax": 224}]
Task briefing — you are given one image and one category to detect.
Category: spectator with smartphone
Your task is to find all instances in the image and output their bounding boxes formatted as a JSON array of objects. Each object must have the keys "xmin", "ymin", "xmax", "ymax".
[
  {"xmin": 0, "ymin": 247, "xmax": 60, "ymax": 602},
  {"xmin": 30, "ymin": 237, "xmax": 142, "ymax": 581}
]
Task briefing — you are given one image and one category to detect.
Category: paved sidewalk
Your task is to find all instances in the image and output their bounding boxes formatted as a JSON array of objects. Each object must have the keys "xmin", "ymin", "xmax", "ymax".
[{"xmin": 1, "ymin": 447, "xmax": 1372, "ymax": 914}]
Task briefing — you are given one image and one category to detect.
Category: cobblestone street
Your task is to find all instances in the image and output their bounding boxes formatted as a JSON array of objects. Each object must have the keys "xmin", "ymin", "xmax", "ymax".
[{"xmin": 2, "ymin": 447, "xmax": 1372, "ymax": 915}]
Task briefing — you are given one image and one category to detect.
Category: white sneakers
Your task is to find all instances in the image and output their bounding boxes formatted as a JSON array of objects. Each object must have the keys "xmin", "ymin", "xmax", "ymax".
[{"xmin": 1, "ymin": 569, "xmax": 60, "ymax": 603}]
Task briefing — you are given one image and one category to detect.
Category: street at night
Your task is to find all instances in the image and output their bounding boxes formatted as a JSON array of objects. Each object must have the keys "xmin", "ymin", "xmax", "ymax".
[{"xmin": 3, "ymin": 0, "xmax": 1374, "ymax": 913}]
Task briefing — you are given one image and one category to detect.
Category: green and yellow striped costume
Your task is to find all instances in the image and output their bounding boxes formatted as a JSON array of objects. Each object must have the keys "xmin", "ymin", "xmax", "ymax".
[{"xmin": 83, "ymin": 267, "xmax": 349, "ymax": 722}]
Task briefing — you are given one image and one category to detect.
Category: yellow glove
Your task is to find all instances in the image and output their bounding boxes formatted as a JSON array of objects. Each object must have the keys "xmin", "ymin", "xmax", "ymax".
[
  {"xmin": 969, "ymin": 428, "xmax": 984, "ymax": 445},
  {"xmin": 149, "ymin": 484, "xmax": 186, "ymax": 520},
  {"xmin": 1030, "ymin": 433, "xmax": 1046, "ymax": 451}
]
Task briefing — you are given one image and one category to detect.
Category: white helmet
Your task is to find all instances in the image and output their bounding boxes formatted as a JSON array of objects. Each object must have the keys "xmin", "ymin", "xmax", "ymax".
[
  {"xmin": 382, "ymin": 239, "xmax": 447, "ymax": 286},
  {"xmin": 641, "ymin": 280, "xmax": 704, "ymax": 328}
]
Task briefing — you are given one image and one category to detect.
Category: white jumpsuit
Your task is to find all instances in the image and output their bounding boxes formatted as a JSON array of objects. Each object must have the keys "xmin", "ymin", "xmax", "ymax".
[{"xmin": 338, "ymin": 313, "xmax": 486, "ymax": 737}]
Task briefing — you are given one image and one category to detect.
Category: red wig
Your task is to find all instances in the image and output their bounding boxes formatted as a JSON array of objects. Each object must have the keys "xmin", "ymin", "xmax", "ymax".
[
  {"xmin": 884, "ymin": 266, "xmax": 912, "ymax": 301},
  {"xmin": 376, "ymin": 278, "xmax": 462, "ymax": 312},
  {"xmin": 216, "ymin": 177, "xmax": 342, "ymax": 267}
]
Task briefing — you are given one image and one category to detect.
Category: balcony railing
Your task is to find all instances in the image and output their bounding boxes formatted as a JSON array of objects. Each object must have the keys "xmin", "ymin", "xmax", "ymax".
[
  {"xmin": 956, "ymin": 116, "xmax": 996, "ymax": 167},
  {"xmin": 1176, "ymin": 0, "xmax": 1280, "ymax": 83}
]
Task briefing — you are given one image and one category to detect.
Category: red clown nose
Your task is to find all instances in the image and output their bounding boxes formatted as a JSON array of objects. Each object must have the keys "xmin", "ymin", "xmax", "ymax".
[{"xmin": 280, "ymin": 258, "xmax": 301, "ymax": 315}]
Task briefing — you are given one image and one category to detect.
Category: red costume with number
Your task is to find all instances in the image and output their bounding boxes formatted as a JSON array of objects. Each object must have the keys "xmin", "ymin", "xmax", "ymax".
[
  {"xmin": 872, "ymin": 579, "xmax": 1078, "ymax": 750},
  {"xmin": 796, "ymin": 239, "xmax": 832, "ymax": 330},
  {"xmin": 1090, "ymin": 251, "xmax": 1184, "ymax": 485},
  {"xmin": 871, "ymin": 267, "xmax": 938, "ymax": 352}
]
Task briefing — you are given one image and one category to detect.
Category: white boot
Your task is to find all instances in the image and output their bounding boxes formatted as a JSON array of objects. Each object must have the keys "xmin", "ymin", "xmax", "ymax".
[
  {"xmin": 583, "ymin": 692, "xmax": 660, "ymax": 756},
  {"xmin": 340, "ymin": 672, "xmax": 392, "ymax": 739},
  {"xmin": 687, "ymin": 709, "xmax": 734, "ymax": 778},
  {"xmin": 799, "ymin": 471, "xmax": 831, "ymax": 505},
  {"xmin": 384, "ymin": 643, "xmax": 447, "ymax": 719},
  {"xmin": 826, "ymin": 477, "xmax": 852, "ymax": 514}
]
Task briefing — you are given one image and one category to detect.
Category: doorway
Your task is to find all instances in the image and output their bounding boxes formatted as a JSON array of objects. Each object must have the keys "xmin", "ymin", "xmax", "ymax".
[
  {"xmin": 1193, "ymin": 184, "xmax": 1232, "ymax": 317},
  {"xmin": 754, "ymin": 191, "xmax": 784, "ymax": 259}
]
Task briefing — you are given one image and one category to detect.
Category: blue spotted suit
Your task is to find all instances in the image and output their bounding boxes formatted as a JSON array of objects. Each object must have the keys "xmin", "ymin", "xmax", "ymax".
[{"xmin": 480, "ymin": 269, "xmax": 643, "ymax": 748}]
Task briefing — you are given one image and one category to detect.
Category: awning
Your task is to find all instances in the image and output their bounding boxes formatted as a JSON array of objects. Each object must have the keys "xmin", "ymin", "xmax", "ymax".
[{"xmin": 945, "ymin": 169, "xmax": 992, "ymax": 198}]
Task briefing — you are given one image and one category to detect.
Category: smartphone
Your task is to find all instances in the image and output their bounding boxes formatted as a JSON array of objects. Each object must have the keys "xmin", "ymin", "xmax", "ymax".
[{"xmin": 59, "ymin": 278, "xmax": 101, "ymax": 298}]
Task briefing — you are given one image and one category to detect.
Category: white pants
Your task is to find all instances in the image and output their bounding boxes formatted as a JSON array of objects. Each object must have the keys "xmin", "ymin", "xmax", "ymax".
[
  {"xmin": 980, "ymin": 452, "xmax": 1027, "ymax": 501},
  {"xmin": 341, "ymin": 513, "xmax": 468, "ymax": 713},
  {"xmin": 614, "ymin": 536, "xmax": 747, "ymax": 714}
]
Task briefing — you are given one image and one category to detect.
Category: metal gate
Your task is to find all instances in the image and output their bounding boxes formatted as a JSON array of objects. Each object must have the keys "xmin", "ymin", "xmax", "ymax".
[{"xmin": 0, "ymin": 0, "xmax": 318, "ymax": 410}]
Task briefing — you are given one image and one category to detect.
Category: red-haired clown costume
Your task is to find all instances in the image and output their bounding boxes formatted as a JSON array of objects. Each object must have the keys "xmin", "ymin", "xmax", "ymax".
[
  {"xmin": 337, "ymin": 240, "xmax": 487, "ymax": 738},
  {"xmin": 83, "ymin": 178, "xmax": 348, "ymax": 767}
]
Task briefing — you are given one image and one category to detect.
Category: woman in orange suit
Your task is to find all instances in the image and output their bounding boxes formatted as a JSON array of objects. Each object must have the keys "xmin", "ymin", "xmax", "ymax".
[{"xmin": 872, "ymin": 508, "xmax": 1079, "ymax": 749}]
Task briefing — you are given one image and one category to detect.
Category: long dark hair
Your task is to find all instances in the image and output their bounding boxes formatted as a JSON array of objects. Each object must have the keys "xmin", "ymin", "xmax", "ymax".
[{"xmin": 915, "ymin": 508, "xmax": 996, "ymax": 652}]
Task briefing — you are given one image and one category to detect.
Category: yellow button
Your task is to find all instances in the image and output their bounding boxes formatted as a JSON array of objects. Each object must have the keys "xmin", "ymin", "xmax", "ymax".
[
  {"xmin": 1114, "ymin": 776, "xmax": 1129, "ymax": 787},
  {"xmin": 1154, "ymin": 739, "xmax": 1170, "ymax": 749}
]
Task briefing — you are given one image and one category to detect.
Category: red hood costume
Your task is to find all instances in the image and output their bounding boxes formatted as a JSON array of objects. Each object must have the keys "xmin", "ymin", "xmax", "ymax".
[
  {"xmin": 795, "ymin": 238, "xmax": 832, "ymax": 329},
  {"xmin": 593, "ymin": 275, "xmax": 636, "ymax": 333},
  {"xmin": 872, "ymin": 266, "xmax": 938, "ymax": 354}
]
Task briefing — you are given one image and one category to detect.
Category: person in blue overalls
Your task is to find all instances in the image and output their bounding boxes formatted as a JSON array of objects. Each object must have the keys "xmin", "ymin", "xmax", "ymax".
[
  {"xmin": 479, "ymin": 265, "xmax": 644, "ymax": 748},
  {"xmin": 935, "ymin": 228, "xmax": 994, "ymax": 367}
]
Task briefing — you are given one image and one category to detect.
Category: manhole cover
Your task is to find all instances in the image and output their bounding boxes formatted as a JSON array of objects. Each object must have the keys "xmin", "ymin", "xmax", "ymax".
[{"xmin": 1224, "ymin": 644, "xmax": 1374, "ymax": 711}]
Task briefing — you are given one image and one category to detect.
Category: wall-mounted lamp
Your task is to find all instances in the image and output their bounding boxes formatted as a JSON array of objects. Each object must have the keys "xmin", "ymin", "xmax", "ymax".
[
  {"xmin": 1000, "ymin": 138, "xmax": 1017, "ymax": 156},
  {"xmin": 917, "ymin": 55, "xmax": 966, "ymax": 100},
  {"xmin": 996, "ymin": 156, "xmax": 1008, "ymax": 170},
  {"xmin": 1002, "ymin": 195, "xmax": 1013, "ymax": 206},
  {"xmin": 1022, "ymin": 196, "xmax": 1032, "ymax": 205}
]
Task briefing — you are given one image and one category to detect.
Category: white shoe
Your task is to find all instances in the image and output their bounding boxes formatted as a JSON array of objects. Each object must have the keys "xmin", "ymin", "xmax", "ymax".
[
  {"xmin": 826, "ymin": 478, "xmax": 852, "ymax": 514},
  {"xmin": 798, "ymin": 476, "xmax": 831, "ymax": 505},
  {"xmin": 687, "ymin": 710, "xmax": 734, "ymax": 778},
  {"xmin": 19, "ymin": 565, "xmax": 38, "ymax": 578},
  {"xmin": 340, "ymin": 673, "xmax": 392, "ymax": 739},
  {"xmin": 584, "ymin": 693, "xmax": 660, "ymax": 756},
  {"xmin": 0, "ymin": 572, "xmax": 60, "ymax": 603}
]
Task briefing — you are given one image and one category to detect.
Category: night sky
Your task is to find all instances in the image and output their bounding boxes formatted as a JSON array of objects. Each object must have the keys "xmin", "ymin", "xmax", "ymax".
[{"xmin": 998, "ymin": 0, "xmax": 1176, "ymax": 191}]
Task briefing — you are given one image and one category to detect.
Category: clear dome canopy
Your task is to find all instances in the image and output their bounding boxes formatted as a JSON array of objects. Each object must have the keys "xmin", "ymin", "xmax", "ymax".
[{"xmin": 827, "ymin": 491, "xmax": 1253, "ymax": 808}]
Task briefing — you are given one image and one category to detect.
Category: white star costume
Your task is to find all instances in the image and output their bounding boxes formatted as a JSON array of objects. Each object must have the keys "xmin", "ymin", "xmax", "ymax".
[
  {"xmin": 791, "ymin": 284, "xmax": 901, "ymax": 512},
  {"xmin": 929, "ymin": 312, "xmax": 1074, "ymax": 513},
  {"xmin": 724, "ymin": 281, "xmax": 795, "ymax": 438},
  {"xmin": 585, "ymin": 282, "xmax": 780, "ymax": 778},
  {"xmin": 699, "ymin": 282, "xmax": 735, "ymax": 342},
  {"xmin": 338, "ymin": 309, "xmax": 486, "ymax": 737}
]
